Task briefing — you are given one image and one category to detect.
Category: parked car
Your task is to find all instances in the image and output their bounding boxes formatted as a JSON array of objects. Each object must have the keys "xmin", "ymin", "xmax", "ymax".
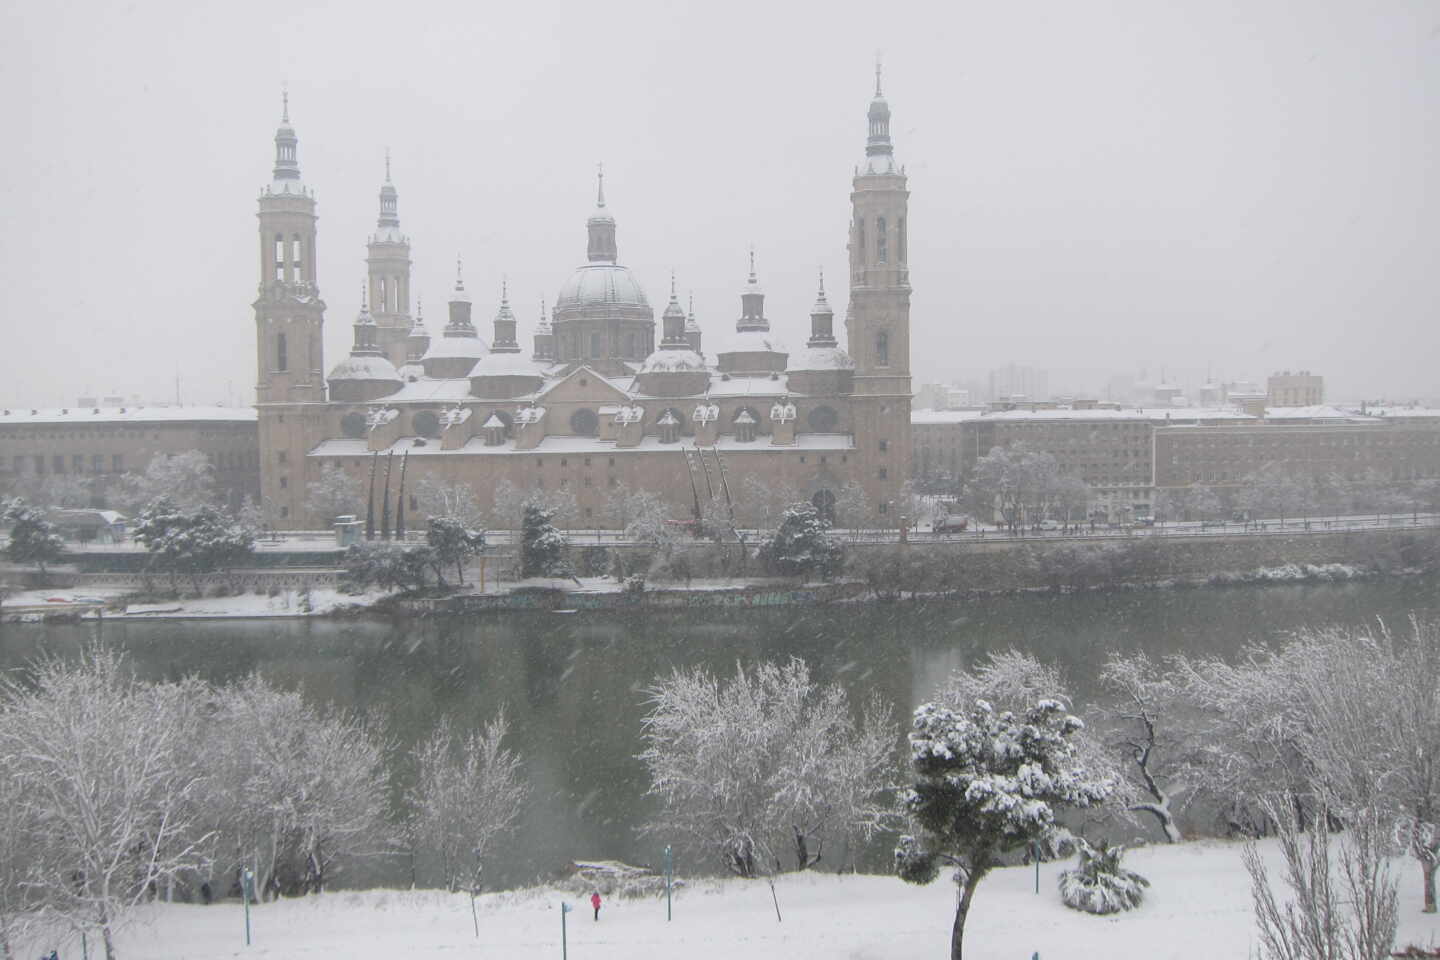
[{"xmin": 933, "ymin": 515, "xmax": 969, "ymax": 534}]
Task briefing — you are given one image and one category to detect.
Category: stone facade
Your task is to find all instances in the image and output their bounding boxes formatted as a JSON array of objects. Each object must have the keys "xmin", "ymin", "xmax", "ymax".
[
  {"xmin": 0, "ymin": 406, "xmax": 260, "ymax": 509},
  {"xmin": 255, "ymin": 79, "xmax": 913, "ymax": 530}
]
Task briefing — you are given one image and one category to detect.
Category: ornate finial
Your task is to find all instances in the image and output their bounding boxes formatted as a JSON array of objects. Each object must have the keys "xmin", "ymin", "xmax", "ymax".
[
  {"xmin": 875, "ymin": 52, "xmax": 883, "ymax": 97},
  {"xmin": 501, "ymin": 274, "xmax": 509, "ymax": 302},
  {"xmin": 384, "ymin": 147, "xmax": 391, "ymax": 183},
  {"xmin": 417, "ymin": 294, "xmax": 423, "ymax": 318},
  {"xmin": 748, "ymin": 245, "xmax": 757, "ymax": 281},
  {"xmin": 818, "ymin": 266, "xmax": 826, "ymax": 296},
  {"xmin": 455, "ymin": 256, "xmax": 464, "ymax": 290},
  {"xmin": 688, "ymin": 291, "xmax": 694, "ymax": 316},
  {"xmin": 596, "ymin": 162, "xmax": 605, "ymax": 208},
  {"xmin": 282, "ymin": 84, "xmax": 290, "ymax": 123},
  {"xmin": 361, "ymin": 281, "xmax": 367, "ymax": 309},
  {"xmin": 670, "ymin": 269, "xmax": 677, "ymax": 298}
]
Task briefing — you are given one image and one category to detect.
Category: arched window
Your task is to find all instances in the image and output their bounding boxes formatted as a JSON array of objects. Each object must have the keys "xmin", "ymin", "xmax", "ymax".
[
  {"xmin": 412, "ymin": 410, "xmax": 441, "ymax": 438},
  {"xmin": 856, "ymin": 217, "xmax": 866, "ymax": 267},
  {"xmin": 276, "ymin": 332, "xmax": 288, "ymax": 372},
  {"xmin": 876, "ymin": 217, "xmax": 888, "ymax": 263},
  {"xmin": 379, "ymin": 277, "xmax": 388, "ymax": 314},
  {"xmin": 875, "ymin": 331, "xmax": 889, "ymax": 367},
  {"xmin": 292, "ymin": 233, "xmax": 303, "ymax": 283},
  {"xmin": 898, "ymin": 216, "xmax": 907, "ymax": 263},
  {"xmin": 274, "ymin": 233, "xmax": 284, "ymax": 282}
]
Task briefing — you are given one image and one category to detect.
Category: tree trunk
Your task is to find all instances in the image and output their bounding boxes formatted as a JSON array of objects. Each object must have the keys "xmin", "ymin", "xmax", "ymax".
[
  {"xmin": 100, "ymin": 903, "xmax": 118, "ymax": 960},
  {"xmin": 951, "ymin": 867, "xmax": 986, "ymax": 960},
  {"xmin": 1424, "ymin": 859, "xmax": 1437, "ymax": 914}
]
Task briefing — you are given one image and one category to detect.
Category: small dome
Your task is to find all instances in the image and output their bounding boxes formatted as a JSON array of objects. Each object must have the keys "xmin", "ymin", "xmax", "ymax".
[
  {"xmin": 470, "ymin": 353, "xmax": 547, "ymax": 379},
  {"xmin": 637, "ymin": 350, "xmax": 707, "ymax": 375},
  {"xmin": 423, "ymin": 332, "xmax": 488, "ymax": 364},
  {"xmin": 328, "ymin": 354, "xmax": 401, "ymax": 382},
  {"xmin": 556, "ymin": 263, "xmax": 650, "ymax": 311},
  {"xmin": 788, "ymin": 345, "xmax": 854, "ymax": 372}
]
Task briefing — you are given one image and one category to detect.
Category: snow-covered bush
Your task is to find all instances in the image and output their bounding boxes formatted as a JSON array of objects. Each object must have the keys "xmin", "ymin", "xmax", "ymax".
[
  {"xmin": 2, "ymin": 497, "xmax": 65, "ymax": 575},
  {"xmin": 1058, "ymin": 840, "xmax": 1149, "ymax": 914},
  {"xmin": 133, "ymin": 498, "xmax": 255, "ymax": 593},
  {"xmin": 639, "ymin": 658, "xmax": 896, "ymax": 878},
  {"xmin": 895, "ymin": 696, "xmax": 1112, "ymax": 960},
  {"xmin": 425, "ymin": 516, "xmax": 485, "ymax": 586},
  {"xmin": 342, "ymin": 540, "xmax": 432, "ymax": 592}
]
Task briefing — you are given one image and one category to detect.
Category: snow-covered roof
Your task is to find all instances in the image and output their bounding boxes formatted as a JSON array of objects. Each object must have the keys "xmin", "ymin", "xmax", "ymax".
[
  {"xmin": 637, "ymin": 350, "xmax": 707, "ymax": 374},
  {"xmin": 0, "ymin": 405, "xmax": 258, "ymax": 425},
  {"xmin": 468, "ymin": 353, "xmax": 546, "ymax": 379},
  {"xmin": 707, "ymin": 374, "xmax": 792, "ymax": 398},
  {"xmin": 787, "ymin": 345, "xmax": 854, "ymax": 372},
  {"xmin": 373, "ymin": 378, "xmax": 477, "ymax": 403},
  {"xmin": 423, "ymin": 333, "xmax": 488, "ymax": 362},
  {"xmin": 310, "ymin": 432, "xmax": 855, "ymax": 458},
  {"xmin": 482, "ymin": 413, "xmax": 505, "ymax": 429},
  {"xmin": 397, "ymin": 361, "xmax": 426, "ymax": 381},
  {"xmin": 718, "ymin": 329, "xmax": 787, "ymax": 356},
  {"xmin": 1263, "ymin": 405, "xmax": 1373, "ymax": 422},
  {"xmin": 327, "ymin": 354, "xmax": 401, "ymax": 383},
  {"xmin": 910, "ymin": 407, "xmax": 1256, "ymax": 426},
  {"xmin": 1362, "ymin": 406, "xmax": 1440, "ymax": 420}
]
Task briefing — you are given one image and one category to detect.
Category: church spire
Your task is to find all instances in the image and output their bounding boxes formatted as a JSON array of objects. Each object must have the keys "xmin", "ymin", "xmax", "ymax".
[
  {"xmin": 492, "ymin": 276, "xmax": 520, "ymax": 353},
  {"xmin": 377, "ymin": 151, "xmax": 399, "ymax": 229},
  {"xmin": 585, "ymin": 163, "xmax": 618, "ymax": 263},
  {"xmin": 272, "ymin": 89, "xmax": 301, "ymax": 184},
  {"xmin": 863, "ymin": 60, "xmax": 897, "ymax": 174},
  {"xmin": 737, "ymin": 247, "xmax": 767, "ymax": 332}
]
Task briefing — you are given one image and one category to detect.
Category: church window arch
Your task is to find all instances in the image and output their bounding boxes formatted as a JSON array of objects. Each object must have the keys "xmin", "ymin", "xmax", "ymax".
[
  {"xmin": 340, "ymin": 412, "xmax": 366, "ymax": 438},
  {"xmin": 898, "ymin": 217, "xmax": 907, "ymax": 263},
  {"xmin": 276, "ymin": 333, "xmax": 288, "ymax": 372},
  {"xmin": 274, "ymin": 234, "xmax": 284, "ymax": 281},
  {"xmin": 855, "ymin": 217, "xmax": 866, "ymax": 267},
  {"xmin": 292, "ymin": 234, "xmax": 304, "ymax": 283},
  {"xmin": 875, "ymin": 331, "xmax": 889, "ymax": 367},
  {"xmin": 876, "ymin": 217, "xmax": 888, "ymax": 263},
  {"xmin": 379, "ymin": 277, "xmax": 388, "ymax": 314},
  {"xmin": 412, "ymin": 410, "xmax": 440, "ymax": 438}
]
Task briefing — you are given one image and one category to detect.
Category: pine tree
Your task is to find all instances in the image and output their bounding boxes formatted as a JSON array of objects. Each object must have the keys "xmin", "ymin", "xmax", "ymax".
[
  {"xmin": 758, "ymin": 502, "xmax": 843, "ymax": 580},
  {"xmin": 2, "ymin": 498, "xmax": 65, "ymax": 575},
  {"xmin": 519, "ymin": 502, "xmax": 568, "ymax": 577}
]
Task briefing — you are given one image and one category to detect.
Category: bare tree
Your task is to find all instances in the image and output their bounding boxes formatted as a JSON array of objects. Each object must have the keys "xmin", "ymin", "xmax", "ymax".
[
  {"xmin": 205, "ymin": 675, "xmax": 392, "ymax": 899},
  {"xmin": 1099, "ymin": 651, "xmax": 1199, "ymax": 843},
  {"xmin": 639, "ymin": 658, "xmax": 897, "ymax": 877},
  {"xmin": 408, "ymin": 713, "xmax": 528, "ymax": 893},
  {"xmin": 0, "ymin": 649, "xmax": 212, "ymax": 960},
  {"xmin": 415, "ymin": 474, "xmax": 485, "ymax": 528},
  {"xmin": 115, "ymin": 450, "xmax": 216, "ymax": 514},
  {"xmin": 305, "ymin": 464, "xmax": 363, "ymax": 526}
]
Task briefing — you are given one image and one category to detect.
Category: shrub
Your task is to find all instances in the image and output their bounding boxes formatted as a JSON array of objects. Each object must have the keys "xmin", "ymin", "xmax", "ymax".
[{"xmin": 1058, "ymin": 840, "xmax": 1150, "ymax": 914}]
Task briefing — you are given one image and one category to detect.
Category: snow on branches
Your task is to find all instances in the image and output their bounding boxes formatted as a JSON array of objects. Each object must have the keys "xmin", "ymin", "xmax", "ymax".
[{"xmin": 638, "ymin": 658, "xmax": 896, "ymax": 878}]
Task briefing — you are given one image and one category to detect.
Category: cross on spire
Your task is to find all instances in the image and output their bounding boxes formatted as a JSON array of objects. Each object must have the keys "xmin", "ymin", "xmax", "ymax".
[
  {"xmin": 384, "ymin": 147, "xmax": 391, "ymax": 183},
  {"xmin": 282, "ymin": 84, "xmax": 290, "ymax": 123},
  {"xmin": 596, "ymin": 162, "xmax": 606, "ymax": 207},
  {"xmin": 875, "ymin": 52, "xmax": 883, "ymax": 97}
]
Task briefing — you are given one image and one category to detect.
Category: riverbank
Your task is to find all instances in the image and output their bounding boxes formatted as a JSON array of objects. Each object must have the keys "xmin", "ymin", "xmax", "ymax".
[{"xmin": 16, "ymin": 837, "xmax": 1440, "ymax": 960}]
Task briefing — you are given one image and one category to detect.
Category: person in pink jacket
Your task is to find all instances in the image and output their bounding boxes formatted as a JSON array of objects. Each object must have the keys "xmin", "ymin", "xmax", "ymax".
[{"xmin": 590, "ymin": 890, "xmax": 602, "ymax": 921}]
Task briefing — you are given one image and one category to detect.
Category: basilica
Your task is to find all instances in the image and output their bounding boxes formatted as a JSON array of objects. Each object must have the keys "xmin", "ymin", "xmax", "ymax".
[{"xmin": 254, "ymin": 75, "xmax": 913, "ymax": 530}]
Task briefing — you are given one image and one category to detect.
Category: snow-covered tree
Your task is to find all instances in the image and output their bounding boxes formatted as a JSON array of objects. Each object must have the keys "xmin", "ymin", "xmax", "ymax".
[
  {"xmin": 341, "ymin": 540, "xmax": 432, "ymax": 592},
  {"xmin": 2, "ymin": 498, "xmax": 65, "ymax": 575},
  {"xmin": 519, "ymin": 502, "xmax": 568, "ymax": 577},
  {"xmin": 415, "ymin": 475, "xmax": 486, "ymax": 529},
  {"xmin": 833, "ymin": 479, "xmax": 870, "ymax": 533},
  {"xmin": 895, "ymin": 697, "xmax": 1112, "ymax": 960},
  {"xmin": 115, "ymin": 450, "xmax": 216, "ymax": 514},
  {"xmin": 0, "ymin": 716, "xmax": 43, "ymax": 960},
  {"xmin": 304, "ymin": 464, "xmax": 363, "ymax": 526},
  {"xmin": 757, "ymin": 502, "xmax": 842, "ymax": 580},
  {"xmin": 204, "ymin": 675, "xmax": 393, "ymax": 898},
  {"xmin": 0, "ymin": 648, "xmax": 212, "ymax": 960},
  {"xmin": 133, "ymin": 499, "xmax": 255, "ymax": 592},
  {"xmin": 408, "ymin": 713, "xmax": 528, "ymax": 893},
  {"xmin": 1099, "ymin": 651, "xmax": 1199, "ymax": 843},
  {"xmin": 425, "ymin": 516, "xmax": 485, "ymax": 585},
  {"xmin": 968, "ymin": 442, "xmax": 1061, "ymax": 530},
  {"xmin": 639, "ymin": 658, "xmax": 897, "ymax": 878}
]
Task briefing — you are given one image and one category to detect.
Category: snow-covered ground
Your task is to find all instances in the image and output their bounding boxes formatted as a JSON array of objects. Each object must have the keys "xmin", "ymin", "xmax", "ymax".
[
  {"xmin": 0, "ymin": 587, "xmax": 390, "ymax": 618},
  {"xmin": 27, "ymin": 839, "xmax": 1440, "ymax": 959}
]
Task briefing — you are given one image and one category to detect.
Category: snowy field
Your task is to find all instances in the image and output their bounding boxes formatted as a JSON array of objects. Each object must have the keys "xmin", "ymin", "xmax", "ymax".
[{"xmin": 31, "ymin": 839, "xmax": 1440, "ymax": 959}]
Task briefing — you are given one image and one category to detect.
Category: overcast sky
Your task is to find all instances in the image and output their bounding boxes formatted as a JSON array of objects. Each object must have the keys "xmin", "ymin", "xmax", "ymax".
[{"xmin": 2, "ymin": 0, "xmax": 1436, "ymax": 408}]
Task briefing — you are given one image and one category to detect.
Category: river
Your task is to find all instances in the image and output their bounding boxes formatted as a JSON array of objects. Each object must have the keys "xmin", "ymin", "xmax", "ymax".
[{"xmin": 3, "ymin": 575, "xmax": 1436, "ymax": 888}]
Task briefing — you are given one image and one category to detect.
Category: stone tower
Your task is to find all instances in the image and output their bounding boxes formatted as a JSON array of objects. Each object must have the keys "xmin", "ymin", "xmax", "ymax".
[
  {"xmin": 254, "ymin": 93, "xmax": 326, "ymax": 403},
  {"xmin": 846, "ymin": 65, "xmax": 912, "ymax": 524},
  {"xmin": 367, "ymin": 151, "xmax": 413, "ymax": 368}
]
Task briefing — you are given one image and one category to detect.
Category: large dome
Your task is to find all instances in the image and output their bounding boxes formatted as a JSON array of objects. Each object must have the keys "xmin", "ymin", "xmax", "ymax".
[{"xmin": 556, "ymin": 263, "xmax": 650, "ymax": 312}]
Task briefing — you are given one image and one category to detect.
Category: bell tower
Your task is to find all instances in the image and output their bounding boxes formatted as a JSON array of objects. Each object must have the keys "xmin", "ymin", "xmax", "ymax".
[
  {"xmin": 254, "ymin": 93, "xmax": 326, "ymax": 403},
  {"xmin": 367, "ymin": 149, "xmax": 413, "ymax": 367},
  {"xmin": 846, "ymin": 64, "xmax": 912, "ymax": 524}
]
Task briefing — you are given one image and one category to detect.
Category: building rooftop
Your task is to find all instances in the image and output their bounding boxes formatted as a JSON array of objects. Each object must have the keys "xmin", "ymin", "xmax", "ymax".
[
  {"xmin": 910, "ymin": 407, "xmax": 1254, "ymax": 426},
  {"xmin": 0, "ymin": 405, "xmax": 258, "ymax": 425}
]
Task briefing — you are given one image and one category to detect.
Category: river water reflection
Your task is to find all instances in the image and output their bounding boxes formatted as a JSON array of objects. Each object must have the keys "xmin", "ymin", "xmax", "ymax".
[{"xmin": 3, "ymin": 576, "xmax": 1437, "ymax": 887}]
